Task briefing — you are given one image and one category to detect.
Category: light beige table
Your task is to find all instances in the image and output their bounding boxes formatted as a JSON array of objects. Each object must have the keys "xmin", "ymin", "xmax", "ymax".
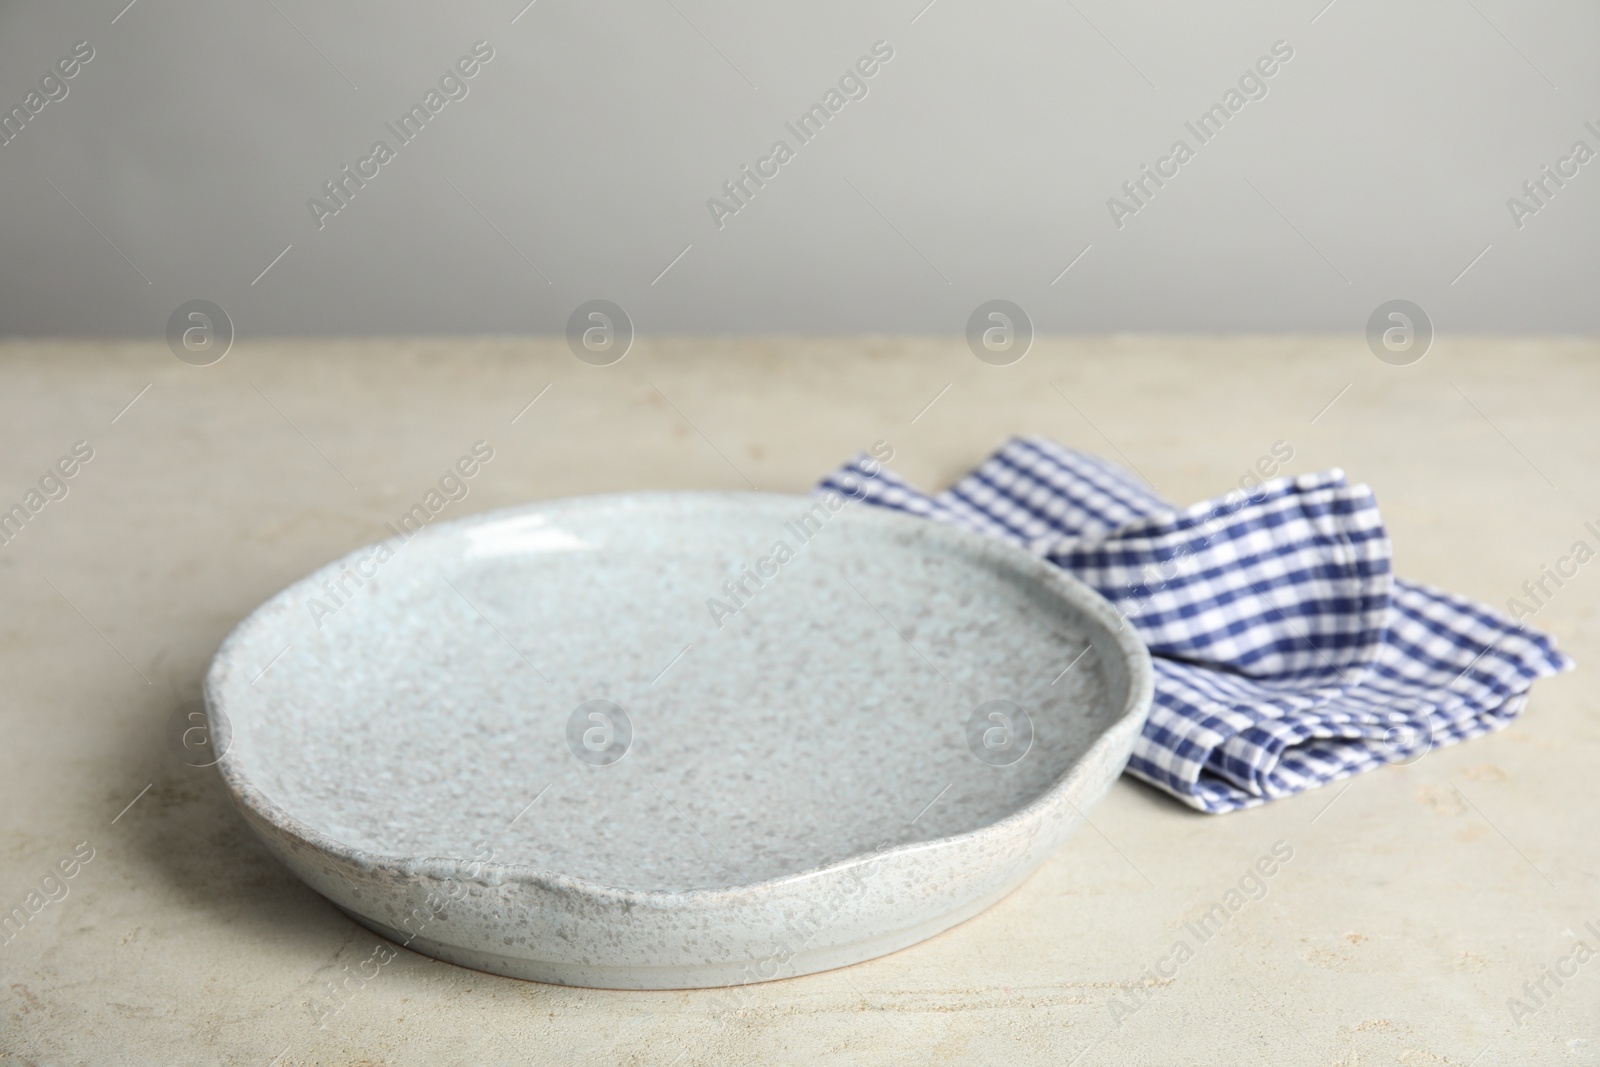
[{"xmin": 2, "ymin": 338, "xmax": 1596, "ymax": 1066}]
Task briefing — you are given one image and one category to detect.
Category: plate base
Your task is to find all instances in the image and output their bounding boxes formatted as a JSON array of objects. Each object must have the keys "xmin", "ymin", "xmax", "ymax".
[{"xmin": 335, "ymin": 876, "xmax": 1026, "ymax": 990}]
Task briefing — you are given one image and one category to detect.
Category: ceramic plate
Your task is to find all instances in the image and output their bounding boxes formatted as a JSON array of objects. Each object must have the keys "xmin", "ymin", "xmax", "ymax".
[{"xmin": 207, "ymin": 492, "xmax": 1152, "ymax": 989}]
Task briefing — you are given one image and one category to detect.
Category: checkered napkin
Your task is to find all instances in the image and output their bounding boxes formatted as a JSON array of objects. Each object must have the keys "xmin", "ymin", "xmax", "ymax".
[{"xmin": 818, "ymin": 437, "xmax": 1573, "ymax": 813}]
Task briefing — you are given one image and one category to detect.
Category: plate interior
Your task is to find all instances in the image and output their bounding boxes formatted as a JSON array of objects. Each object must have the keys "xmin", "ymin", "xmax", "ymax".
[{"xmin": 223, "ymin": 496, "xmax": 1116, "ymax": 893}]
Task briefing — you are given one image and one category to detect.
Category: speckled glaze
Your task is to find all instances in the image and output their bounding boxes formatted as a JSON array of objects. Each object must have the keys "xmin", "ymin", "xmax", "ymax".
[{"xmin": 206, "ymin": 492, "xmax": 1153, "ymax": 989}]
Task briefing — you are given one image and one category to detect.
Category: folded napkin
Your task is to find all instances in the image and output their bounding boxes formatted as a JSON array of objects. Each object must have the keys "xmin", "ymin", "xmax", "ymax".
[{"xmin": 818, "ymin": 437, "xmax": 1572, "ymax": 813}]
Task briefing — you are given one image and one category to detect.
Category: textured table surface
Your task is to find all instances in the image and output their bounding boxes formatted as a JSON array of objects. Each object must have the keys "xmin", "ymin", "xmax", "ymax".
[{"xmin": 1, "ymin": 337, "xmax": 1596, "ymax": 1066}]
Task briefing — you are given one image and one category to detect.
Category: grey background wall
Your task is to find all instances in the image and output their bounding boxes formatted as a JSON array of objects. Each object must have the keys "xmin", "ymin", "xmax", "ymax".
[{"xmin": 0, "ymin": 0, "xmax": 1595, "ymax": 337}]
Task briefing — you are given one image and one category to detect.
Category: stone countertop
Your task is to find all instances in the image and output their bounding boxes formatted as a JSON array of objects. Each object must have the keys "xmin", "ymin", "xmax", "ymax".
[{"xmin": 1, "ymin": 337, "xmax": 1596, "ymax": 1066}]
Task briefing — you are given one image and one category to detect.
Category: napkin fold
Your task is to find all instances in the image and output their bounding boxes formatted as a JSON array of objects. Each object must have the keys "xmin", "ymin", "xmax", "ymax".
[{"xmin": 818, "ymin": 436, "xmax": 1572, "ymax": 813}]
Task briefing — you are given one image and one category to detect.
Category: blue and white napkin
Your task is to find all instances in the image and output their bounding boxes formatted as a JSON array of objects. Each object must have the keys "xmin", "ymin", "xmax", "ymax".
[{"xmin": 818, "ymin": 437, "xmax": 1572, "ymax": 813}]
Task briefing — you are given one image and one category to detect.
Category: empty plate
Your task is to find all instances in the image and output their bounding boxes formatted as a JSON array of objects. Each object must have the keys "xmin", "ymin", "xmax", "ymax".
[{"xmin": 207, "ymin": 492, "xmax": 1152, "ymax": 989}]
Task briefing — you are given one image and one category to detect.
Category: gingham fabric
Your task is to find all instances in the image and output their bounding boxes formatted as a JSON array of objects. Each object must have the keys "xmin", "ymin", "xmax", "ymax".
[{"xmin": 818, "ymin": 437, "xmax": 1573, "ymax": 813}]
